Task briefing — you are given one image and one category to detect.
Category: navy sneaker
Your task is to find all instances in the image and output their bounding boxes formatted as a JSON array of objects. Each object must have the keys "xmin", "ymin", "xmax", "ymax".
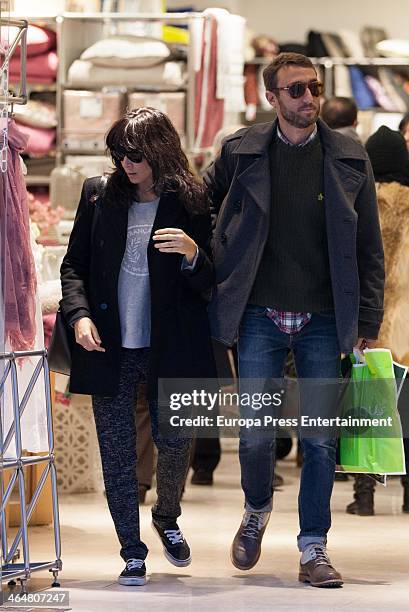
[
  {"xmin": 152, "ymin": 520, "xmax": 191, "ymax": 567},
  {"xmin": 118, "ymin": 558, "xmax": 146, "ymax": 586}
]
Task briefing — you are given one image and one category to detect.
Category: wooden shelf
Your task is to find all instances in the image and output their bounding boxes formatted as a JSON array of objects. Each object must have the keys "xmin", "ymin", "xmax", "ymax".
[{"xmin": 24, "ymin": 175, "xmax": 51, "ymax": 186}]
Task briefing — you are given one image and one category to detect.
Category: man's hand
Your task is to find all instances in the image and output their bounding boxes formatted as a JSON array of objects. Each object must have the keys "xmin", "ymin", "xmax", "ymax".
[
  {"xmin": 354, "ymin": 337, "xmax": 377, "ymax": 351},
  {"xmin": 153, "ymin": 228, "xmax": 197, "ymax": 264},
  {"xmin": 74, "ymin": 317, "xmax": 105, "ymax": 352}
]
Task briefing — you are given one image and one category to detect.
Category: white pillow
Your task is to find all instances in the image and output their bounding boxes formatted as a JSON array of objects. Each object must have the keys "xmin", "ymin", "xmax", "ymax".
[
  {"xmin": 67, "ymin": 60, "xmax": 186, "ymax": 89},
  {"xmin": 14, "ymin": 100, "xmax": 57, "ymax": 129},
  {"xmin": 80, "ymin": 36, "xmax": 170, "ymax": 68},
  {"xmin": 376, "ymin": 39, "xmax": 409, "ymax": 58}
]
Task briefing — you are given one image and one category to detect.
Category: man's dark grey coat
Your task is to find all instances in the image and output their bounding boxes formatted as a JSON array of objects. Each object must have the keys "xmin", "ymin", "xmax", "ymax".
[{"xmin": 204, "ymin": 118, "xmax": 384, "ymax": 353}]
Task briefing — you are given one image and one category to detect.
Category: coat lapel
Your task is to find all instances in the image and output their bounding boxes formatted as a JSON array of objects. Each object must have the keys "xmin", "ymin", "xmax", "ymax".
[
  {"xmin": 234, "ymin": 121, "xmax": 276, "ymax": 214},
  {"xmin": 151, "ymin": 191, "xmax": 185, "ymax": 237},
  {"xmin": 318, "ymin": 118, "xmax": 368, "ymax": 214},
  {"xmin": 100, "ymin": 192, "xmax": 128, "ymax": 248},
  {"xmin": 236, "ymin": 156, "xmax": 271, "ymax": 215}
]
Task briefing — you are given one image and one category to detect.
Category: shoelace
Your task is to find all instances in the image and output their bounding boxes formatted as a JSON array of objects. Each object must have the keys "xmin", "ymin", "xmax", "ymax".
[
  {"xmin": 242, "ymin": 514, "xmax": 261, "ymax": 540},
  {"xmin": 310, "ymin": 546, "xmax": 331, "ymax": 566},
  {"xmin": 164, "ymin": 529, "xmax": 184, "ymax": 545},
  {"xmin": 126, "ymin": 558, "xmax": 144, "ymax": 571}
]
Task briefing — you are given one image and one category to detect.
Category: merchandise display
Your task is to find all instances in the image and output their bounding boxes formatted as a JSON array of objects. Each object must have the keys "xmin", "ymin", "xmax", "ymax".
[
  {"xmin": 80, "ymin": 35, "xmax": 171, "ymax": 68},
  {"xmin": 128, "ymin": 91, "xmax": 186, "ymax": 136},
  {"xmin": 66, "ymin": 58, "xmax": 187, "ymax": 89},
  {"xmin": 62, "ymin": 90, "xmax": 126, "ymax": 151},
  {"xmin": 2, "ymin": 3, "xmax": 409, "ymax": 609},
  {"xmin": 13, "ymin": 99, "xmax": 58, "ymax": 129}
]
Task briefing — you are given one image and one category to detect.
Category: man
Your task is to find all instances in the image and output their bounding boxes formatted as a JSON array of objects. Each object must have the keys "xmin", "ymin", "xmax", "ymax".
[
  {"xmin": 321, "ymin": 96, "xmax": 361, "ymax": 143},
  {"xmin": 204, "ymin": 53, "xmax": 384, "ymax": 588}
]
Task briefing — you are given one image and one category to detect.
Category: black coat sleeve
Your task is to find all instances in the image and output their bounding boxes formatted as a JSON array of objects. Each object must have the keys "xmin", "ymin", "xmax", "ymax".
[
  {"xmin": 181, "ymin": 210, "xmax": 214, "ymax": 295},
  {"xmin": 203, "ymin": 139, "xmax": 236, "ymax": 230},
  {"xmin": 356, "ymin": 160, "xmax": 385, "ymax": 339},
  {"xmin": 60, "ymin": 178, "xmax": 96, "ymax": 326}
]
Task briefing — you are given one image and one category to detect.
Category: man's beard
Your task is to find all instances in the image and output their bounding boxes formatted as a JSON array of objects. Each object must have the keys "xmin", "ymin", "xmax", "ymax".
[{"xmin": 278, "ymin": 100, "xmax": 319, "ymax": 128}]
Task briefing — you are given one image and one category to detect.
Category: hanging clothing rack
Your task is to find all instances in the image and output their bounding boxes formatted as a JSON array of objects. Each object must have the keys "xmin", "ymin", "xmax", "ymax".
[
  {"xmin": 0, "ymin": 17, "xmax": 28, "ymax": 106},
  {"xmin": 0, "ymin": 16, "xmax": 62, "ymax": 593}
]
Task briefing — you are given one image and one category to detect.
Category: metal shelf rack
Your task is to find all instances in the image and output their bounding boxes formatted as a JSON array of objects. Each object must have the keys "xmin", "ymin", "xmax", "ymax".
[
  {"xmin": 0, "ymin": 14, "xmax": 62, "ymax": 594},
  {"xmin": 0, "ymin": 350, "xmax": 62, "ymax": 591}
]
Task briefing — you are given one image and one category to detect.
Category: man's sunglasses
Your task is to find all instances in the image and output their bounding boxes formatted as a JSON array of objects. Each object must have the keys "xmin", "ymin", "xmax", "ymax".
[
  {"xmin": 112, "ymin": 149, "xmax": 144, "ymax": 164},
  {"xmin": 272, "ymin": 80, "xmax": 324, "ymax": 99}
]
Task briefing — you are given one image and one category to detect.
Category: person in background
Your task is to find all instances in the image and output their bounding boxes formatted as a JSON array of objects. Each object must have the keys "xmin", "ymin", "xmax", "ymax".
[
  {"xmin": 60, "ymin": 107, "xmax": 216, "ymax": 586},
  {"xmin": 190, "ymin": 125, "xmax": 245, "ymax": 487},
  {"xmin": 398, "ymin": 112, "xmax": 409, "ymax": 152},
  {"xmin": 346, "ymin": 125, "xmax": 409, "ymax": 516},
  {"xmin": 204, "ymin": 52, "xmax": 384, "ymax": 588},
  {"xmin": 321, "ymin": 96, "xmax": 361, "ymax": 143}
]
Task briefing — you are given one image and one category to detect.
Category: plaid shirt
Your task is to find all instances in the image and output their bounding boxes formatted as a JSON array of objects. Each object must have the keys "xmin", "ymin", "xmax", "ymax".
[{"xmin": 265, "ymin": 125, "xmax": 317, "ymax": 334}]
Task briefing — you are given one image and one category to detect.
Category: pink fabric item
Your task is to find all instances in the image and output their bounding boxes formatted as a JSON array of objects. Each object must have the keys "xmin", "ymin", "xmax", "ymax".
[
  {"xmin": 42, "ymin": 313, "xmax": 56, "ymax": 349},
  {"xmin": 9, "ymin": 51, "xmax": 58, "ymax": 84},
  {"xmin": 194, "ymin": 14, "xmax": 224, "ymax": 148},
  {"xmin": 15, "ymin": 123, "xmax": 56, "ymax": 156},
  {"xmin": 1, "ymin": 25, "xmax": 56, "ymax": 57},
  {"xmin": 1, "ymin": 120, "xmax": 37, "ymax": 351}
]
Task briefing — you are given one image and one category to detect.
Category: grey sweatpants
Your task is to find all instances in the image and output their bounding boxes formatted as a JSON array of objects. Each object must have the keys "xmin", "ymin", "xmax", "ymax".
[{"xmin": 92, "ymin": 347, "xmax": 191, "ymax": 561}]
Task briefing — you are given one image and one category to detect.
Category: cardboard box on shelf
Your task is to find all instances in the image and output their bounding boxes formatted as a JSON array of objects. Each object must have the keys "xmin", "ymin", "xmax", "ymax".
[
  {"xmin": 127, "ymin": 91, "xmax": 186, "ymax": 137},
  {"xmin": 63, "ymin": 90, "xmax": 125, "ymax": 152}
]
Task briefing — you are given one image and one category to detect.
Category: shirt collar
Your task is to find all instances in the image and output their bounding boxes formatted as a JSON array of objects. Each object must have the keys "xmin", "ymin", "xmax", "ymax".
[{"xmin": 277, "ymin": 124, "xmax": 318, "ymax": 147}]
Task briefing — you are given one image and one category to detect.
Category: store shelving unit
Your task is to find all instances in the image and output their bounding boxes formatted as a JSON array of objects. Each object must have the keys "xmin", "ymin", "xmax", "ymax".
[
  {"xmin": 250, "ymin": 55, "xmax": 409, "ymax": 105},
  {"xmin": 1, "ymin": 351, "xmax": 62, "ymax": 591},
  {"xmin": 0, "ymin": 16, "xmax": 62, "ymax": 594},
  {"xmin": 10, "ymin": 11, "xmax": 208, "ymax": 186}
]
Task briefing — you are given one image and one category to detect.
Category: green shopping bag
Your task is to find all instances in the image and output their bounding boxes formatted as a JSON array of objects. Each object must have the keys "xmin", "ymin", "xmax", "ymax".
[{"xmin": 339, "ymin": 348, "xmax": 406, "ymax": 475}]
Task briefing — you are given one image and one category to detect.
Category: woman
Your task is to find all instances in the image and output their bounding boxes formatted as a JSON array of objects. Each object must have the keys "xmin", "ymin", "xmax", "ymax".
[
  {"xmin": 346, "ymin": 125, "xmax": 409, "ymax": 516},
  {"xmin": 60, "ymin": 107, "xmax": 216, "ymax": 586}
]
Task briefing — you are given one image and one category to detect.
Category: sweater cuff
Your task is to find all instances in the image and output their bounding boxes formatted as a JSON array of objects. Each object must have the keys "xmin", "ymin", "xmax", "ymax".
[{"xmin": 181, "ymin": 246, "xmax": 199, "ymax": 271}]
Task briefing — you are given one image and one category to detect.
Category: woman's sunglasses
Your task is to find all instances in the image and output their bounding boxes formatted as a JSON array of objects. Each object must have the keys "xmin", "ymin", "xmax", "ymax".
[
  {"xmin": 272, "ymin": 80, "xmax": 324, "ymax": 99},
  {"xmin": 112, "ymin": 149, "xmax": 144, "ymax": 164}
]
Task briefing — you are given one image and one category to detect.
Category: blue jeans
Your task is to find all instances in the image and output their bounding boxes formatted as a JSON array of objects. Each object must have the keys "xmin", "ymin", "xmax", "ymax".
[{"xmin": 238, "ymin": 305, "xmax": 341, "ymax": 551}]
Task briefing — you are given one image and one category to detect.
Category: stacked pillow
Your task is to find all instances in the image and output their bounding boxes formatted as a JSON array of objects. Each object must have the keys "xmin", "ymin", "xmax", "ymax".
[
  {"xmin": 7, "ymin": 25, "xmax": 58, "ymax": 157},
  {"xmin": 8, "ymin": 25, "xmax": 58, "ymax": 84},
  {"xmin": 67, "ymin": 35, "xmax": 186, "ymax": 89},
  {"xmin": 14, "ymin": 100, "xmax": 57, "ymax": 156}
]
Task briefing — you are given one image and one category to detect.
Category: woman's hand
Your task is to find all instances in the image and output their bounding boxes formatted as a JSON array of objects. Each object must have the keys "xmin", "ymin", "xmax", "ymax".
[
  {"xmin": 153, "ymin": 228, "xmax": 197, "ymax": 264},
  {"xmin": 74, "ymin": 317, "xmax": 105, "ymax": 352}
]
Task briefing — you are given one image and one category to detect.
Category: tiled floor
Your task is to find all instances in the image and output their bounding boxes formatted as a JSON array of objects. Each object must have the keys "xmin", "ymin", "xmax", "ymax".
[{"xmin": 3, "ymin": 450, "xmax": 409, "ymax": 611}]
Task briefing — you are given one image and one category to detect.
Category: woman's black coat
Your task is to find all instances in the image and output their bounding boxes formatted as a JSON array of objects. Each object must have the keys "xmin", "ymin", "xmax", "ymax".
[{"xmin": 60, "ymin": 176, "xmax": 217, "ymax": 398}]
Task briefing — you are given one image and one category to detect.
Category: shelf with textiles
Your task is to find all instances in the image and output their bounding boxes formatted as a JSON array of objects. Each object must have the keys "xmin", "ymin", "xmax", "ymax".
[
  {"xmin": 251, "ymin": 56, "xmax": 409, "ymax": 65},
  {"xmin": 24, "ymin": 175, "xmax": 52, "ymax": 186},
  {"xmin": 7, "ymin": 14, "xmax": 58, "ymax": 188},
  {"xmin": 56, "ymin": 12, "xmax": 203, "ymax": 163},
  {"xmin": 245, "ymin": 55, "xmax": 409, "ymax": 131},
  {"xmin": 11, "ymin": 11, "xmax": 208, "ymax": 171},
  {"xmin": 249, "ymin": 56, "xmax": 409, "ymax": 99}
]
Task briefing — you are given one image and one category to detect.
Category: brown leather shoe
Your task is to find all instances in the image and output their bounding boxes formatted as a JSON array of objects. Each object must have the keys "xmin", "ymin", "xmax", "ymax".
[
  {"xmin": 230, "ymin": 511, "xmax": 270, "ymax": 570},
  {"xmin": 299, "ymin": 544, "xmax": 343, "ymax": 588}
]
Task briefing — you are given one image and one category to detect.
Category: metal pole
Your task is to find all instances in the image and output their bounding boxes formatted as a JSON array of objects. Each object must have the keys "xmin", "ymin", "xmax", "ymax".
[
  {"xmin": 9, "ymin": 359, "xmax": 30, "ymax": 577},
  {"xmin": 7, "ymin": 464, "xmax": 50, "ymax": 563},
  {"xmin": 2, "ymin": 357, "xmax": 43, "ymax": 455},
  {"xmin": 43, "ymin": 357, "xmax": 62, "ymax": 562}
]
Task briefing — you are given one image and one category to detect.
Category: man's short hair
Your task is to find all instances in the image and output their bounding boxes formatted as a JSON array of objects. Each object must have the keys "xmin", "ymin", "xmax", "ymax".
[
  {"xmin": 263, "ymin": 52, "xmax": 316, "ymax": 91},
  {"xmin": 321, "ymin": 97, "xmax": 358, "ymax": 129}
]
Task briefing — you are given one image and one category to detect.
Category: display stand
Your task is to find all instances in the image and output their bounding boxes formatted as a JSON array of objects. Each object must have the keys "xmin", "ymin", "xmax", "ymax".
[
  {"xmin": 0, "ymin": 351, "xmax": 62, "ymax": 590},
  {"xmin": 0, "ymin": 16, "xmax": 62, "ymax": 594}
]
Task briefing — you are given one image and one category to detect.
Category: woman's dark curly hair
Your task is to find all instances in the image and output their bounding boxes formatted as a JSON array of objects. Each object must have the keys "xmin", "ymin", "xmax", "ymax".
[{"xmin": 105, "ymin": 107, "xmax": 208, "ymax": 214}]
